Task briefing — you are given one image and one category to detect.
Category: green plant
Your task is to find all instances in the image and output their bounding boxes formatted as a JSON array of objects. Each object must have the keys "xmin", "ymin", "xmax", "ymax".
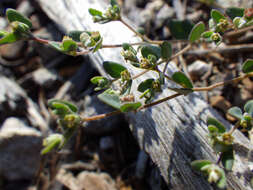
[{"xmin": 1, "ymin": 3, "xmax": 253, "ymax": 189}]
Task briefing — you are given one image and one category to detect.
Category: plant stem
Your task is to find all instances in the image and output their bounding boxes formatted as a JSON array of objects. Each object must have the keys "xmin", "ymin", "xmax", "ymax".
[
  {"xmin": 193, "ymin": 74, "xmax": 249, "ymax": 92},
  {"xmin": 119, "ymin": 18, "xmax": 152, "ymax": 42},
  {"xmin": 138, "ymin": 93, "xmax": 182, "ymax": 110},
  {"xmin": 82, "ymin": 110, "xmax": 121, "ymax": 122},
  {"xmin": 229, "ymin": 121, "xmax": 241, "ymax": 134},
  {"xmin": 163, "ymin": 44, "xmax": 192, "ymax": 73}
]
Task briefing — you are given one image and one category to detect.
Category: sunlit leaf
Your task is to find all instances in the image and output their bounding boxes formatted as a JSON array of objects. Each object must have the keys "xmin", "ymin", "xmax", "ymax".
[
  {"xmin": 88, "ymin": 8, "xmax": 103, "ymax": 16},
  {"xmin": 103, "ymin": 61, "xmax": 126, "ymax": 78},
  {"xmin": 98, "ymin": 89, "xmax": 121, "ymax": 109},
  {"xmin": 120, "ymin": 102, "xmax": 142, "ymax": 112},
  {"xmin": 211, "ymin": 9, "xmax": 225, "ymax": 23},
  {"xmin": 227, "ymin": 107, "xmax": 243, "ymax": 120},
  {"xmin": 242, "ymin": 59, "xmax": 253, "ymax": 73},
  {"xmin": 207, "ymin": 117, "xmax": 226, "ymax": 133},
  {"xmin": 171, "ymin": 71, "xmax": 193, "ymax": 89},
  {"xmin": 244, "ymin": 100, "xmax": 253, "ymax": 117},
  {"xmin": 6, "ymin": 8, "xmax": 32, "ymax": 28},
  {"xmin": 0, "ymin": 32, "xmax": 19, "ymax": 45},
  {"xmin": 189, "ymin": 21, "xmax": 205, "ymax": 43}
]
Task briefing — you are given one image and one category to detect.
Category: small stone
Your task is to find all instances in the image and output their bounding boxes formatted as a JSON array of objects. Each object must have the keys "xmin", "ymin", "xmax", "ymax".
[
  {"xmin": 77, "ymin": 171, "xmax": 117, "ymax": 190},
  {"xmin": 0, "ymin": 117, "xmax": 42, "ymax": 180},
  {"xmin": 188, "ymin": 60, "xmax": 211, "ymax": 81},
  {"xmin": 210, "ymin": 95, "xmax": 231, "ymax": 114},
  {"xmin": 0, "ymin": 40, "xmax": 27, "ymax": 61},
  {"xmin": 155, "ymin": 4, "xmax": 174, "ymax": 28}
]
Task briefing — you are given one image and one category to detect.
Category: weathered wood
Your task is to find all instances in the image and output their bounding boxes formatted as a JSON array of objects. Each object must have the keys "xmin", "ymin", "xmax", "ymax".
[{"xmin": 36, "ymin": 0, "xmax": 253, "ymax": 189}]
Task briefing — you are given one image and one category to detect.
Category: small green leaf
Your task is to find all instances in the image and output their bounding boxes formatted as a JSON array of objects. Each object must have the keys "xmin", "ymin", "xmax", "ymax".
[
  {"xmin": 211, "ymin": 9, "xmax": 225, "ymax": 23},
  {"xmin": 137, "ymin": 78, "xmax": 154, "ymax": 92},
  {"xmin": 244, "ymin": 100, "xmax": 253, "ymax": 117},
  {"xmin": 191, "ymin": 160, "xmax": 212, "ymax": 171},
  {"xmin": 0, "ymin": 30, "xmax": 7, "ymax": 38},
  {"xmin": 41, "ymin": 134, "xmax": 63, "ymax": 155},
  {"xmin": 226, "ymin": 7, "xmax": 244, "ymax": 20},
  {"xmin": 103, "ymin": 61, "xmax": 126, "ymax": 78},
  {"xmin": 48, "ymin": 99, "xmax": 78, "ymax": 113},
  {"xmin": 221, "ymin": 149, "xmax": 234, "ymax": 171},
  {"xmin": 140, "ymin": 45, "xmax": 161, "ymax": 59},
  {"xmin": 0, "ymin": 32, "xmax": 19, "ymax": 45},
  {"xmin": 98, "ymin": 89, "xmax": 121, "ymax": 109},
  {"xmin": 62, "ymin": 38, "xmax": 77, "ymax": 55},
  {"xmin": 120, "ymin": 102, "xmax": 142, "ymax": 112},
  {"xmin": 160, "ymin": 41, "xmax": 172, "ymax": 60},
  {"xmin": 92, "ymin": 37, "xmax": 103, "ymax": 53},
  {"xmin": 242, "ymin": 59, "xmax": 253, "ymax": 73},
  {"xmin": 122, "ymin": 43, "xmax": 137, "ymax": 55},
  {"xmin": 88, "ymin": 8, "xmax": 103, "ymax": 16},
  {"xmin": 201, "ymin": 31, "xmax": 214, "ymax": 38},
  {"xmin": 208, "ymin": 125, "xmax": 219, "ymax": 134},
  {"xmin": 171, "ymin": 71, "xmax": 193, "ymax": 89},
  {"xmin": 207, "ymin": 117, "xmax": 226, "ymax": 133},
  {"xmin": 189, "ymin": 21, "xmax": 205, "ymax": 43},
  {"xmin": 48, "ymin": 41, "xmax": 63, "ymax": 52},
  {"xmin": 67, "ymin": 30, "xmax": 83, "ymax": 42},
  {"xmin": 110, "ymin": 0, "xmax": 118, "ymax": 6},
  {"xmin": 227, "ymin": 107, "xmax": 243, "ymax": 120},
  {"xmin": 6, "ymin": 8, "xmax": 32, "ymax": 28},
  {"xmin": 168, "ymin": 20, "xmax": 194, "ymax": 40},
  {"xmin": 216, "ymin": 168, "xmax": 227, "ymax": 189}
]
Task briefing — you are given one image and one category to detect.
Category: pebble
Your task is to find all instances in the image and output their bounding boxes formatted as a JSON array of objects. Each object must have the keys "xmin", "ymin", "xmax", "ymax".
[
  {"xmin": 188, "ymin": 60, "xmax": 211, "ymax": 80},
  {"xmin": 0, "ymin": 117, "xmax": 42, "ymax": 181}
]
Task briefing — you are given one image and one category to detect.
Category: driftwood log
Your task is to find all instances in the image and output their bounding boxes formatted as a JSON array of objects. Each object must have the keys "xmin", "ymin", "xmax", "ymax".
[{"xmin": 36, "ymin": 0, "xmax": 252, "ymax": 189}]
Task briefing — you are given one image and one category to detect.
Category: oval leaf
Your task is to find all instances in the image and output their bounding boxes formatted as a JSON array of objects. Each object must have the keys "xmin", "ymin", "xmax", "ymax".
[
  {"xmin": 226, "ymin": 7, "xmax": 244, "ymax": 20},
  {"xmin": 120, "ymin": 102, "xmax": 142, "ymax": 112},
  {"xmin": 88, "ymin": 8, "xmax": 103, "ymax": 16},
  {"xmin": 67, "ymin": 30, "xmax": 84, "ymax": 42},
  {"xmin": 216, "ymin": 167, "xmax": 227, "ymax": 189},
  {"xmin": 244, "ymin": 100, "xmax": 253, "ymax": 117},
  {"xmin": 191, "ymin": 160, "xmax": 212, "ymax": 171},
  {"xmin": 140, "ymin": 45, "xmax": 161, "ymax": 59},
  {"xmin": 98, "ymin": 89, "xmax": 121, "ymax": 110},
  {"xmin": 160, "ymin": 41, "xmax": 172, "ymax": 59},
  {"xmin": 172, "ymin": 71, "xmax": 193, "ymax": 89},
  {"xmin": 211, "ymin": 9, "xmax": 225, "ymax": 23},
  {"xmin": 221, "ymin": 149, "xmax": 234, "ymax": 171},
  {"xmin": 242, "ymin": 59, "xmax": 253, "ymax": 73},
  {"xmin": 168, "ymin": 20, "xmax": 194, "ymax": 40},
  {"xmin": 227, "ymin": 106, "xmax": 243, "ymax": 120},
  {"xmin": 48, "ymin": 99, "xmax": 78, "ymax": 113},
  {"xmin": 137, "ymin": 78, "xmax": 154, "ymax": 92},
  {"xmin": 0, "ymin": 32, "xmax": 19, "ymax": 45},
  {"xmin": 6, "ymin": 8, "xmax": 32, "ymax": 28},
  {"xmin": 207, "ymin": 117, "xmax": 226, "ymax": 133},
  {"xmin": 189, "ymin": 21, "xmax": 205, "ymax": 43},
  {"xmin": 103, "ymin": 61, "xmax": 126, "ymax": 78}
]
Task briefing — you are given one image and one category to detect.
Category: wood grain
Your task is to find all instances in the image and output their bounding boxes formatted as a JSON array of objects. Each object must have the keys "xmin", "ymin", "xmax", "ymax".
[{"xmin": 35, "ymin": 0, "xmax": 253, "ymax": 189}]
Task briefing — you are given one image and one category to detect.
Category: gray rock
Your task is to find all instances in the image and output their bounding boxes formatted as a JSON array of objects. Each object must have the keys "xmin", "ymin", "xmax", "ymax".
[
  {"xmin": 155, "ymin": 4, "xmax": 174, "ymax": 28},
  {"xmin": 0, "ymin": 75, "xmax": 48, "ymax": 133},
  {"xmin": 0, "ymin": 117, "xmax": 42, "ymax": 180},
  {"xmin": 81, "ymin": 95, "xmax": 124, "ymax": 135},
  {"xmin": 20, "ymin": 68, "xmax": 62, "ymax": 91},
  {"xmin": 188, "ymin": 60, "xmax": 211, "ymax": 79},
  {"xmin": 216, "ymin": 0, "xmax": 252, "ymax": 8}
]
